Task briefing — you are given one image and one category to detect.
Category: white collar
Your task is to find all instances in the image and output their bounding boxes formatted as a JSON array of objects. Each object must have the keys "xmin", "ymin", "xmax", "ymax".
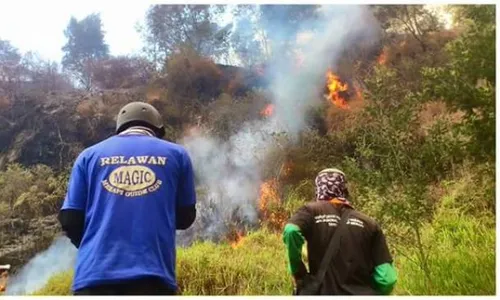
[{"xmin": 119, "ymin": 126, "xmax": 155, "ymax": 137}]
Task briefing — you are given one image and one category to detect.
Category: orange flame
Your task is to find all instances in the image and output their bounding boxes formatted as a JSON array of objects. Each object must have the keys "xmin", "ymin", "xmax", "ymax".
[
  {"xmin": 258, "ymin": 179, "xmax": 287, "ymax": 229},
  {"xmin": 259, "ymin": 179, "xmax": 280, "ymax": 212},
  {"xmin": 325, "ymin": 70, "xmax": 349, "ymax": 109},
  {"xmin": 0, "ymin": 271, "xmax": 8, "ymax": 293},
  {"xmin": 283, "ymin": 161, "xmax": 293, "ymax": 178},
  {"xmin": 280, "ymin": 160, "xmax": 294, "ymax": 180},
  {"xmin": 377, "ymin": 48, "xmax": 387, "ymax": 65},
  {"xmin": 230, "ymin": 231, "xmax": 245, "ymax": 249},
  {"xmin": 260, "ymin": 104, "xmax": 274, "ymax": 117}
]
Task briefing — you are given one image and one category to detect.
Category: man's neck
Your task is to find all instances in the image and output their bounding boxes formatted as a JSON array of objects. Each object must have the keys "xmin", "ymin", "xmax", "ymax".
[{"xmin": 328, "ymin": 198, "xmax": 354, "ymax": 209}]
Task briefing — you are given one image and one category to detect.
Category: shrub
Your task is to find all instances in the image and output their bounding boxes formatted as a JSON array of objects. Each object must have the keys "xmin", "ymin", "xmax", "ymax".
[
  {"xmin": 165, "ymin": 47, "xmax": 223, "ymax": 109},
  {"xmin": 0, "ymin": 164, "xmax": 67, "ymax": 220},
  {"xmin": 394, "ymin": 208, "xmax": 495, "ymax": 295},
  {"xmin": 91, "ymin": 56, "xmax": 153, "ymax": 90}
]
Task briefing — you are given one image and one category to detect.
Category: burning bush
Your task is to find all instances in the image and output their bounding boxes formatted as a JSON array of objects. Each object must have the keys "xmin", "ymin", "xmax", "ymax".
[
  {"xmin": 325, "ymin": 70, "xmax": 349, "ymax": 109},
  {"xmin": 0, "ymin": 266, "xmax": 9, "ymax": 293},
  {"xmin": 260, "ymin": 104, "xmax": 274, "ymax": 117},
  {"xmin": 228, "ymin": 229, "xmax": 246, "ymax": 249},
  {"xmin": 258, "ymin": 179, "xmax": 287, "ymax": 231}
]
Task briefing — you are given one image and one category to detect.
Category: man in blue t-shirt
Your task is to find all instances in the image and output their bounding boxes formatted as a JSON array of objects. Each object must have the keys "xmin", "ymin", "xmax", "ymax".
[{"xmin": 58, "ymin": 102, "xmax": 196, "ymax": 295}]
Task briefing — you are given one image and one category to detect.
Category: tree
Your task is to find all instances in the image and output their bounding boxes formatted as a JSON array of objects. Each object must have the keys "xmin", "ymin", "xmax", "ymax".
[
  {"xmin": 61, "ymin": 13, "xmax": 109, "ymax": 90},
  {"xmin": 0, "ymin": 40, "xmax": 23, "ymax": 92},
  {"xmin": 343, "ymin": 66, "xmax": 462, "ymax": 293},
  {"xmin": 373, "ymin": 5, "xmax": 443, "ymax": 51},
  {"xmin": 230, "ymin": 13, "xmax": 265, "ymax": 67},
  {"xmin": 422, "ymin": 5, "xmax": 495, "ymax": 161},
  {"xmin": 141, "ymin": 5, "xmax": 231, "ymax": 66},
  {"xmin": 228, "ymin": 5, "xmax": 321, "ymax": 67},
  {"xmin": 259, "ymin": 4, "xmax": 319, "ymax": 55},
  {"xmin": 22, "ymin": 52, "xmax": 72, "ymax": 92}
]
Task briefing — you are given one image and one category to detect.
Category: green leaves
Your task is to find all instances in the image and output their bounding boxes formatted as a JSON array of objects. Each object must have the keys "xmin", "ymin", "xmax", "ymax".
[
  {"xmin": 61, "ymin": 13, "xmax": 109, "ymax": 90},
  {"xmin": 421, "ymin": 5, "xmax": 495, "ymax": 161},
  {"xmin": 142, "ymin": 5, "xmax": 231, "ymax": 64}
]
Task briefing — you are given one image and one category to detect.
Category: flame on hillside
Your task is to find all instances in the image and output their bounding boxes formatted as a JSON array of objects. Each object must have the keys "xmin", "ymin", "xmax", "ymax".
[
  {"xmin": 258, "ymin": 179, "xmax": 287, "ymax": 229},
  {"xmin": 377, "ymin": 47, "xmax": 387, "ymax": 65},
  {"xmin": 282, "ymin": 161, "xmax": 294, "ymax": 179},
  {"xmin": 230, "ymin": 230, "xmax": 245, "ymax": 249},
  {"xmin": 325, "ymin": 70, "xmax": 349, "ymax": 109},
  {"xmin": 0, "ymin": 269, "xmax": 9, "ymax": 293},
  {"xmin": 259, "ymin": 179, "xmax": 280, "ymax": 212},
  {"xmin": 260, "ymin": 104, "xmax": 274, "ymax": 117}
]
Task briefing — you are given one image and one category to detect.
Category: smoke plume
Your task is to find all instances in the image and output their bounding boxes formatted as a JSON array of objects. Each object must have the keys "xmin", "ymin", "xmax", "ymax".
[
  {"xmin": 5, "ymin": 236, "xmax": 76, "ymax": 295},
  {"xmin": 178, "ymin": 5, "xmax": 379, "ymax": 244}
]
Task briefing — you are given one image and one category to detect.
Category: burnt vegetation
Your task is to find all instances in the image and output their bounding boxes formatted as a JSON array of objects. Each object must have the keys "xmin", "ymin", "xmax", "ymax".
[{"xmin": 0, "ymin": 4, "xmax": 495, "ymax": 295}]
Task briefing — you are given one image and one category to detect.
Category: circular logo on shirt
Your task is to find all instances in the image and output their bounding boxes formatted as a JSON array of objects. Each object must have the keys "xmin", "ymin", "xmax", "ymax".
[
  {"xmin": 108, "ymin": 165, "xmax": 157, "ymax": 192},
  {"xmin": 100, "ymin": 156, "xmax": 166, "ymax": 197}
]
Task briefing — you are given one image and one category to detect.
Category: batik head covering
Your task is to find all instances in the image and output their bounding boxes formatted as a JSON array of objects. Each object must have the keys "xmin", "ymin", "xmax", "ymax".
[{"xmin": 315, "ymin": 168, "xmax": 350, "ymax": 202}]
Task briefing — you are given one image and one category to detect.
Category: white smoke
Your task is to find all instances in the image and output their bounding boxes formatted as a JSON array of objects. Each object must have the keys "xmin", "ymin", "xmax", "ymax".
[
  {"xmin": 178, "ymin": 5, "xmax": 379, "ymax": 244},
  {"xmin": 5, "ymin": 236, "xmax": 76, "ymax": 295}
]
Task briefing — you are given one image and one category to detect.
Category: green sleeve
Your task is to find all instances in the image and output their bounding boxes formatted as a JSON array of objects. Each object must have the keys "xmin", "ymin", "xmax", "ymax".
[
  {"xmin": 282, "ymin": 223, "xmax": 305, "ymax": 275},
  {"xmin": 373, "ymin": 262, "xmax": 398, "ymax": 295}
]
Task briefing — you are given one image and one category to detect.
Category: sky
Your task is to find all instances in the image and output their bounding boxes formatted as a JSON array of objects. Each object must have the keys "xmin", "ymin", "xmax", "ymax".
[
  {"xmin": 0, "ymin": 2, "xmax": 453, "ymax": 65},
  {"xmin": 0, "ymin": 1, "xmax": 151, "ymax": 63}
]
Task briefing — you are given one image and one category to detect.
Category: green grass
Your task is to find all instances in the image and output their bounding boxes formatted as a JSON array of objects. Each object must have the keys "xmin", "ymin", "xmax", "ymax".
[
  {"xmin": 31, "ymin": 270, "xmax": 74, "ymax": 296},
  {"xmin": 30, "ymin": 168, "xmax": 496, "ymax": 296},
  {"xmin": 31, "ymin": 229, "xmax": 292, "ymax": 296},
  {"xmin": 394, "ymin": 212, "xmax": 495, "ymax": 295},
  {"xmin": 33, "ymin": 214, "xmax": 494, "ymax": 296},
  {"xmin": 393, "ymin": 166, "xmax": 496, "ymax": 295},
  {"xmin": 177, "ymin": 228, "xmax": 292, "ymax": 295}
]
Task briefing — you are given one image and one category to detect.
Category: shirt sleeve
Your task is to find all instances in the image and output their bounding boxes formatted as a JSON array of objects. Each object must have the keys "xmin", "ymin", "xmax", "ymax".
[
  {"xmin": 287, "ymin": 204, "xmax": 314, "ymax": 238},
  {"xmin": 61, "ymin": 152, "xmax": 88, "ymax": 211},
  {"xmin": 371, "ymin": 224, "xmax": 397, "ymax": 294},
  {"xmin": 282, "ymin": 223, "xmax": 307, "ymax": 276},
  {"xmin": 373, "ymin": 263, "xmax": 397, "ymax": 295},
  {"xmin": 283, "ymin": 205, "xmax": 314, "ymax": 278},
  {"xmin": 176, "ymin": 149, "xmax": 196, "ymax": 207}
]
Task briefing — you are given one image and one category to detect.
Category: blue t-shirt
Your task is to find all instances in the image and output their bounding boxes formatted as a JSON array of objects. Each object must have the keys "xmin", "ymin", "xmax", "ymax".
[{"xmin": 61, "ymin": 134, "xmax": 196, "ymax": 291}]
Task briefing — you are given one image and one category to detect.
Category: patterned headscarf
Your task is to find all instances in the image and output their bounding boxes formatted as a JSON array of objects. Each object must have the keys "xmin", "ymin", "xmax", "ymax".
[{"xmin": 315, "ymin": 168, "xmax": 350, "ymax": 202}]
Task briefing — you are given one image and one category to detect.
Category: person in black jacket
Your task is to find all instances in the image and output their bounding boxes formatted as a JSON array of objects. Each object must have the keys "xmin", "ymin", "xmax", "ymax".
[{"xmin": 283, "ymin": 168, "xmax": 397, "ymax": 295}]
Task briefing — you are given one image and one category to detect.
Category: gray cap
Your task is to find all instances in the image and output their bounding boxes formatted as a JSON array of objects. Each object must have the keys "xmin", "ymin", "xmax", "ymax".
[{"xmin": 116, "ymin": 102, "xmax": 165, "ymax": 137}]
